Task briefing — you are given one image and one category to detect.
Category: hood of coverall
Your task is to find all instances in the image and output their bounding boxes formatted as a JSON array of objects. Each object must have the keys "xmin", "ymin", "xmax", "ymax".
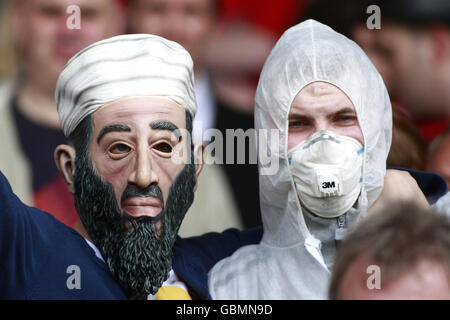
[
  {"xmin": 208, "ymin": 20, "xmax": 392, "ymax": 299},
  {"xmin": 256, "ymin": 19, "xmax": 392, "ymax": 249}
]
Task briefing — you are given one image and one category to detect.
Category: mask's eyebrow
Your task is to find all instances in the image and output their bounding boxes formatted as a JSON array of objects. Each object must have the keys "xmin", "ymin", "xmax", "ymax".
[
  {"xmin": 150, "ymin": 121, "xmax": 179, "ymax": 132},
  {"xmin": 150, "ymin": 121, "xmax": 181, "ymax": 140},
  {"xmin": 97, "ymin": 124, "xmax": 131, "ymax": 144}
]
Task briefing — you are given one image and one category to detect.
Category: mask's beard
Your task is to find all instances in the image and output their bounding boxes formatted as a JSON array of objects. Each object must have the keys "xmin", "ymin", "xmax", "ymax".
[{"xmin": 73, "ymin": 151, "xmax": 196, "ymax": 299}]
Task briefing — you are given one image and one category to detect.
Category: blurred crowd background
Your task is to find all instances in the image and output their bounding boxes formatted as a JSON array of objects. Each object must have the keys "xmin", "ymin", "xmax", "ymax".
[{"xmin": 0, "ymin": 0, "xmax": 448, "ymax": 237}]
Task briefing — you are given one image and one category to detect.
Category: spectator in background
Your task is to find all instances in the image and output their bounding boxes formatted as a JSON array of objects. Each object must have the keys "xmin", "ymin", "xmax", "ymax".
[
  {"xmin": 373, "ymin": 0, "xmax": 450, "ymax": 215},
  {"xmin": 375, "ymin": 0, "xmax": 450, "ymax": 142},
  {"xmin": 387, "ymin": 108, "xmax": 428, "ymax": 171},
  {"xmin": 330, "ymin": 202, "xmax": 450, "ymax": 300},
  {"xmin": 303, "ymin": 0, "xmax": 447, "ymax": 174},
  {"xmin": 0, "ymin": 0, "xmax": 125, "ymax": 228},
  {"xmin": 204, "ymin": 0, "xmax": 304, "ymax": 114},
  {"xmin": 350, "ymin": 26, "xmax": 430, "ymax": 171}
]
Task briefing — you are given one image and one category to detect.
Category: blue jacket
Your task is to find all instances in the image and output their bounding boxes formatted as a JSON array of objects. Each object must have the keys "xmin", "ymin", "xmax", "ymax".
[
  {"xmin": 0, "ymin": 171, "xmax": 126, "ymax": 299},
  {"xmin": 173, "ymin": 228, "xmax": 263, "ymax": 299}
]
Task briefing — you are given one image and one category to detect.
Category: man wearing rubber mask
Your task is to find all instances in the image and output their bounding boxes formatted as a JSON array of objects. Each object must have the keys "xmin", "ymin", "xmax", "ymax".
[
  {"xmin": 208, "ymin": 19, "xmax": 405, "ymax": 299},
  {"xmin": 0, "ymin": 34, "xmax": 204, "ymax": 299}
]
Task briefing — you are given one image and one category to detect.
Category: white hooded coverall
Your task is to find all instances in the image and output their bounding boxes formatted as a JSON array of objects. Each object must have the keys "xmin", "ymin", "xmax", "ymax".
[{"xmin": 208, "ymin": 20, "xmax": 392, "ymax": 299}]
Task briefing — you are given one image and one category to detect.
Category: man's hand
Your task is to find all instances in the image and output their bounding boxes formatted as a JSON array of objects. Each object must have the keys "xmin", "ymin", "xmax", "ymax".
[{"xmin": 367, "ymin": 169, "xmax": 429, "ymax": 217}]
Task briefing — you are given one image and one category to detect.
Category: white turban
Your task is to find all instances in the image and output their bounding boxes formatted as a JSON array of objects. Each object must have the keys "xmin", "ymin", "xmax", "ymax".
[{"xmin": 55, "ymin": 34, "xmax": 197, "ymax": 137}]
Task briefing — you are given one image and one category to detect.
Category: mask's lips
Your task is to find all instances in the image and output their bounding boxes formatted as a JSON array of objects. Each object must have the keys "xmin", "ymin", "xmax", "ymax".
[{"xmin": 121, "ymin": 196, "xmax": 164, "ymax": 219}]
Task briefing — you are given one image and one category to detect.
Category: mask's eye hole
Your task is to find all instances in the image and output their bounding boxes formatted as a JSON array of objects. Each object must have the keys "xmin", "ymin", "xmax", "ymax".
[
  {"xmin": 110, "ymin": 143, "xmax": 131, "ymax": 155},
  {"xmin": 153, "ymin": 142, "xmax": 173, "ymax": 154}
]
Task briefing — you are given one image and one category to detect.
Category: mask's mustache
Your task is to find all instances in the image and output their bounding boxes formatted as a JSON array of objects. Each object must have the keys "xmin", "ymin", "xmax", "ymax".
[{"xmin": 121, "ymin": 185, "xmax": 164, "ymax": 208}]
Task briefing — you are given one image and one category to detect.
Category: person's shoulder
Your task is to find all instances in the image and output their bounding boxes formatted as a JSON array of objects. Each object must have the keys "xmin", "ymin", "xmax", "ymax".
[
  {"xmin": 173, "ymin": 227, "xmax": 263, "ymax": 299},
  {"xmin": 174, "ymin": 227, "xmax": 263, "ymax": 263},
  {"xmin": 0, "ymin": 170, "xmax": 25, "ymax": 209},
  {"xmin": 388, "ymin": 167, "xmax": 447, "ymax": 204},
  {"xmin": 0, "ymin": 169, "xmax": 78, "ymax": 245},
  {"xmin": 434, "ymin": 191, "xmax": 450, "ymax": 216},
  {"xmin": 0, "ymin": 170, "xmax": 10, "ymax": 188},
  {"xmin": 207, "ymin": 242, "xmax": 262, "ymax": 299}
]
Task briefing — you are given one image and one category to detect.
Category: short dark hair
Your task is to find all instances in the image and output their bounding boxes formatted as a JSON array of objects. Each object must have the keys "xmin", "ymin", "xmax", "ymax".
[
  {"xmin": 329, "ymin": 201, "xmax": 450, "ymax": 299},
  {"xmin": 379, "ymin": 0, "xmax": 450, "ymax": 29}
]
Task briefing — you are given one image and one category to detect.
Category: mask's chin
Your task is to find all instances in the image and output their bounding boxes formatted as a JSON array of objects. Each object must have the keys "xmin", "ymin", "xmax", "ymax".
[
  {"xmin": 121, "ymin": 207, "xmax": 165, "ymax": 238},
  {"xmin": 73, "ymin": 154, "xmax": 196, "ymax": 298}
]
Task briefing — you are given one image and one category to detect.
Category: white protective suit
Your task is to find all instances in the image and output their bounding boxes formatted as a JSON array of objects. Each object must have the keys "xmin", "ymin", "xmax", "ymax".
[
  {"xmin": 208, "ymin": 20, "xmax": 392, "ymax": 299},
  {"xmin": 434, "ymin": 191, "xmax": 450, "ymax": 216}
]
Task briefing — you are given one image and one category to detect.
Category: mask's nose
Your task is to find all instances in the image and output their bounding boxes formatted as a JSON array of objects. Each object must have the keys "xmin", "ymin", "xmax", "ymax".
[{"xmin": 128, "ymin": 146, "xmax": 159, "ymax": 189}]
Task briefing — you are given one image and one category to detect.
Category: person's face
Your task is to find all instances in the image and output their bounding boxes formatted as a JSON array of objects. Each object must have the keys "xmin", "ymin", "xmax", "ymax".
[
  {"xmin": 373, "ymin": 22, "xmax": 433, "ymax": 114},
  {"xmin": 128, "ymin": 0, "xmax": 215, "ymax": 69},
  {"xmin": 288, "ymin": 82, "xmax": 364, "ymax": 150},
  {"xmin": 90, "ymin": 96, "xmax": 189, "ymax": 231},
  {"xmin": 338, "ymin": 257, "xmax": 450, "ymax": 299},
  {"xmin": 351, "ymin": 24, "xmax": 394, "ymax": 93},
  {"xmin": 13, "ymin": 0, "xmax": 124, "ymax": 90}
]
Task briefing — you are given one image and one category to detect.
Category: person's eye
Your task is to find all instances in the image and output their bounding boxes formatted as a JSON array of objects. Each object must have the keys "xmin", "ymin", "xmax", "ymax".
[
  {"xmin": 184, "ymin": 5, "xmax": 203, "ymax": 17},
  {"xmin": 153, "ymin": 142, "xmax": 173, "ymax": 154},
  {"xmin": 109, "ymin": 143, "xmax": 132, "ymax": 155},
  {"xmin": 289, "ymin": 121, "xmax": 304, "ymax": 127},
  {"xmin": 335, "ymin": 115, "xmax": 358, "ymax": 125},
  {"xmin": 289, "ymin": 119, "xmax": 309, "ymax": 129},
  {"xmin": 39, "ymin": 5, "xmax": 61, "ymax": 18},
  {"xmin": 81, "ymin": 8, "xmax": 100, "ymax": 20},
  {"xmin": 145, "ymin": 3, "xmax": 166, "ymax": 14}
]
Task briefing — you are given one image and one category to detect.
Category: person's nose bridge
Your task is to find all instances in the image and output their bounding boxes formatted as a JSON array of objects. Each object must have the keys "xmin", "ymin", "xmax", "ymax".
[{"xmin": 315, "ymin": 118, "xmax": 330, "ymax": 132}]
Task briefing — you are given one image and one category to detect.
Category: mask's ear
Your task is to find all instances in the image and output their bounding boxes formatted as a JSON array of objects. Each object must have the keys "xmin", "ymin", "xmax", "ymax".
[
  {"xmin": 54, "ymin": 144, "xmax": 76, "ymax": 194},
  {"xmin": 193, "ymin": 142, "xmax": 205, "ymax": 192}
]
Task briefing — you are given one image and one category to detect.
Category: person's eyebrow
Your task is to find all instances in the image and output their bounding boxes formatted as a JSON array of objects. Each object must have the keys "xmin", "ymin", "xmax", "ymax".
[
  {"xmin": 335, "ymin": 107, "xmax": 356, "ymax": 114},
  {"xmin": 329, "ymin": 107, "xmax": 357, "ymax": 117},
  {"xmin": 97, "ymin": 124, "xmax": 131, "ymax": 144},
  {"xmin": 289, "ymin": 112, "xmax": 311, "ymax": 120}
]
